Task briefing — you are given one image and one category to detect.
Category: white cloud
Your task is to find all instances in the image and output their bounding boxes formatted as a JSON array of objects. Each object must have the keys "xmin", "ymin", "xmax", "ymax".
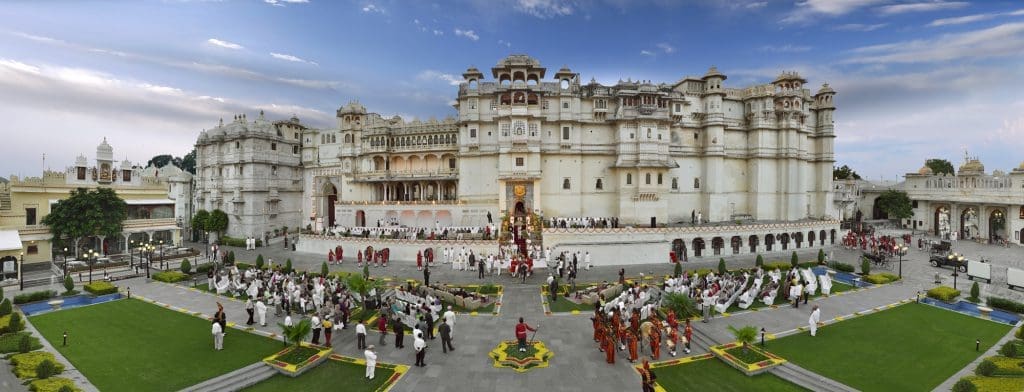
[
  {"xmin": 832, "ymin": 23, "xmax": 888, "ymax": 31},
  {"xmin": 781, "ymin": 0, "xmax": 886, "ymax": 24},
  {"xmin": 264, "ymin": 0, "xmax": 308, "ymax": 6},
  {"xmin": 656, "ymin": 43, "xmax": 675, "ymax": 54},
  {"xmin": 270, "ymin": 52, "xmax": 319, "ymax": 66},
  {"xmin": 929, "ymin": 9, "xmax": 1024, "ymax": 27},
  {"xmin": 844, "ymin": 22, "xmax": 1024, "ymax": 64},
  {"xmin": 362, "ymin": 3, "xmax": 384, "ymax": 13},
  {"xmin": 139, "ymin": 83, "xmax": 184, "ymax": 96},
  {"xmin": 433, "ymin": 29, "xmax": 444, "ymax": 36},
  {"xmin": 746, "ymin": 2, "xmax": 768, "ymax": 9},
  {"xmin": 759, "ymin": 44, "xmax": 812, "ymax": 53},
  {"xmin": 417, "ymin": 70, "xmax": 462, "ymax": 86},
  {"xmin": 876, "ymin": 1, "xmax": 968, "ymax": 16},
  {"xmin": 206, "ymin": 38, "xmax": 243, "ymax": 50},
  {"xmin": 640, "ymin": 50, "xmax": 655, "ymax": 56},
  {"xmin": 514, "ymin": 0, "xmax": 575, "ymax": 18},
  {"xmin": 498, "ymin": 39, "xmax": 512, "ymax": 48},
  {"xmin": 454, "ymin": 28, "xmax": 480, "ymax": 41},
  {"xmin": 0, "ymin": 59, "xmax": 40, "ymax": 75}
]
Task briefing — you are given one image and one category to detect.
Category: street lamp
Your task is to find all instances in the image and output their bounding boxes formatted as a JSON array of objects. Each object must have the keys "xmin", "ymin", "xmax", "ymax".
[
  {"xmin": 63, "ymin": 247, "xmax": 68, "ymax": 278},
  {"xmin": 895, "ymin": 244, "xmax": 908, "ymax": 279},
  {"xmin": 87, "ymin": 249, "xmax": 96, "ymax": 283},
  {"xmin": 129, "ymin": 240, "xmax": 135, "ymax": 268},
  {"xmin": 159, "ymin": 240, "xmax": 164, "ymax": 270},
  {"xmin": 19, "ymin": 251, "xmax": 24, "ymax": 290}
]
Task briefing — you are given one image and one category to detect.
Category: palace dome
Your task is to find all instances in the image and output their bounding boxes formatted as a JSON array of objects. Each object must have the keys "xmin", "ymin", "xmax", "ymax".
[
  {"xmin": 959, "ymin": 159, "xmax": 985, "ymax": 175},
  {"xmin": 917, "ymin": 165, "xmax": 933, "ymax": 175},
  {"xmin": 702, "ymin": 66, "xmax": 726, "ymax": 80}
]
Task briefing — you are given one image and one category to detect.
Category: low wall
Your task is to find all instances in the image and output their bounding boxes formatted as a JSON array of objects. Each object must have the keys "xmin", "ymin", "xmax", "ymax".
[{"xmin": 296, "ymin": 234, "xmax": 499, "ymax": 263}]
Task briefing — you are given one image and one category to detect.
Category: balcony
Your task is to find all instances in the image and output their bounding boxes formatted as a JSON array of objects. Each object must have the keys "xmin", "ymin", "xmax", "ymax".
[{"xmin": 352, "ymin": 169, "xmax": 459, "ymax": 182}]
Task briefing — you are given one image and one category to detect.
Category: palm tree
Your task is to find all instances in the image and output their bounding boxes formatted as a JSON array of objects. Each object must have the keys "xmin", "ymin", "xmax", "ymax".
[
  {"xmin": 727, "ymin": 325, "xmax": 758, "ymax": 353},
  {"xmin": 662, "ymin": 292, "xmax": 699, "ymax": 319},
  {"xmin": 279, "ymin": 318, "xmax": 312, "ymax": 347}
]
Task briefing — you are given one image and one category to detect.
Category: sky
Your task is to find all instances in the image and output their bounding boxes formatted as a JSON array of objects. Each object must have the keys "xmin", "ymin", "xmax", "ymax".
[{"xmin": 1, "ymin": 0, "xmax": 1023, "ymax": 181}]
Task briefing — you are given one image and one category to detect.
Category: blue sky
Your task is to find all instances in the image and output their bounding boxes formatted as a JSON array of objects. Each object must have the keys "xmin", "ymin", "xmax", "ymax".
[{"xmin": 2, "ymin": 0, "xmax": 1023, "ymax": 181}]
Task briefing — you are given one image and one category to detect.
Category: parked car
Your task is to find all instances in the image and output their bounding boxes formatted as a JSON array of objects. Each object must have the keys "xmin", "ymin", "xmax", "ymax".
[{"xmin": 929, "ymin": 253, "xmax": 967, "ymax": 272}]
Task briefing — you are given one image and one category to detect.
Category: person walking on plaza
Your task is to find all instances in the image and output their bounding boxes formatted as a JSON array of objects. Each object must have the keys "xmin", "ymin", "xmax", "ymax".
[
  {"xmin": 377, "ymin": 314, "xmax": 388, "ymax": 346},
  {"xmin": 356, "ymin": 319, "xmax": 367, "ymax": 350},
  {"xmin": 425, "ymin": 311, "xmax": 435, "ymax": 340},
  {"xmin": 640, "ymin": 359, "xmax": 657, "ymax": 392},
  {"xmin": 443, "ymin": 306, "xmax": 456, "ymax": 337},
  {"xmin": 439, "ymin": 317, "xmax": 454, "ymax": 353},
  {"xmin": 311, "ymin": 314, "xmax": 322, "ymax": 344},
  {"xmin": 423, "ymin": 262, "xmax": 431, "ymax": 286},
  {"xmin": 477, "ymin": 253, "xmax": 485, "ymax": 279},
  {"xmin": 256, "ymin": 297, "xmax": 267, "ymax": 327},
  {"xmin": 393, "ymin": 317, "xmax": 406, "ymax": 349},
  {"xmin": 414, "ymin": 331, "xmax": 427, "ymax": 367},
  {"xmin": 245, "ymin": 298, "xmax": 255, "ymax": 325},
  {"xmin": 323, "ymin": 317, "xmax": 334, "ymax": 347},
  {"xmin": 683, "ymin": 319, "xmax": 693, "ymax": 354},
  {"xmin": 809, "ymin": 305, "xmax": 821, "ymax": 337},
  {"xmin": 214, "ymin": 303, "xmax": 227, "ymax": 335},
  {"xmin": 364, "ymin": 345, "xmax": 377, "ymax": 380},
  {"xmin": 515, "ymin": 317, "xmax": 538, "ymax": 352},
  {"xmin": 212, "ymin": 319, "xmax": 224, "ymax": 351}
]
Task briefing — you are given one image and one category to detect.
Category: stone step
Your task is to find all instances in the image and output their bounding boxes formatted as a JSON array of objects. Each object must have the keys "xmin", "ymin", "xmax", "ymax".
[
  {"xmin": 771, "ymin": 362, "xmax": 857, "ymax": 392},
  {"xmin": 181, "ymin": 362, "xmax": 275, "ymax": 392}
]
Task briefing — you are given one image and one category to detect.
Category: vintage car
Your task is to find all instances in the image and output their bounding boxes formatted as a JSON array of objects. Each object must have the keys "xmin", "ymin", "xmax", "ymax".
[{"xmin": 929, "ymin": 253, "xmax": 967, "ymax": 272}]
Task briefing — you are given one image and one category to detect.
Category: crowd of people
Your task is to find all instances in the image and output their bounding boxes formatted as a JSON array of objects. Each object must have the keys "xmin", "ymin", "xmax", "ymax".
[
  {"xmin": 547, "ymin": 216, "xmax": 619, "ymax": 229},
  {"xmin": 587, "ymin": 282, "xmax": 693, "ymax": 365}
]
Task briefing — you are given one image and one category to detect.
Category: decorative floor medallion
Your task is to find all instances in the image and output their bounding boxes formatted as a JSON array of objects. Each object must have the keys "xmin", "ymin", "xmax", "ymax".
[{"xmin": 488, "ymin": 340, "xmax": 553, "ymax": 373}]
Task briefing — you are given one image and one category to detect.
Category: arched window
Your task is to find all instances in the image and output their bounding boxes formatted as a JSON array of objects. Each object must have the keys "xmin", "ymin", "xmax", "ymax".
[
  {"xmin": 560, "ymin": 79, "xmax": 569, "ymax": 90},
  {"xmin": 595, "ymin": 178, "xmax": 603, "ymax": 190},
  {"xmin": 626, "ymin": 173, "xmax": 632, "ymax": 185},
  {"xmin": 671, "ymin": 177, "xmax": 678, "ymax": 189},
  {"xmin": 562, "ymin": 178, "xmax": 571, "ymax": 190},
  {"xmin": 694, "ymin": 178, "xmax": 700, "ymax": 189},
  {"xmin": 657, "ymin": 173, "xmax": 663, "ymax": 185},
  {"xmin": 645, "ymin": 173, "xmax": 651, "ymax": 185},
  {"xmin": 468, "ymin": 79, "xmax": 478, "ymax": 89}
]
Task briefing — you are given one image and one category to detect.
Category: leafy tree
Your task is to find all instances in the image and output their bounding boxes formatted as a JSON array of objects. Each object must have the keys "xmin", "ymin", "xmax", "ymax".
[
  {"xmin": 207, "ymin": 209, "xmax": 229, "ymax": 237},
  {"xmin": 817, "ymin": 249, "xmax": 826, "ymax": 265},
  {"xmin": 833, "ymin": 164, "xmax": 861, "ymax": 180},
  {"xmin": 63, "ymin": 276, "xmax": 74, "ymax": 294},
  {"xmin": 718, "ymin": 258, "xmax": 727, "ymax": 275},
  {"xmin": 279, "ymin": 318, "xmax": 312, "ymax": 347},
  {"xmin": 0, "ymin": 299, "xmax": 11, "ymax": 316},
  {"xmin": 146, "ymin": 154, "xmax": 174, "ymax": 169},
  {"xmin": 970, "ymin": 282, "xmax": 980, "ymax": 302},
  {"xmin": 181, "ymin": 148, "xmax": 197, "ymax": 174},
  {"xmin": 790, "ymin": 251, "xmax": 799, "ymax": 268},
  {"xmin": 673, "ymin": 261, "xmax": 682, "ymax": 278},
  {"xmin": 256, "ymin": 254, "xmax": 265, "ymax": 270},
  {"xmin": 284, "ymin": 259, "xmax": 293, "ymax": 274},
  {"xmin": 952, "ymin": 378, "xmax": 977, "ymax": 392},
  {"xmin": 191, "ymin": 209, "xmax": 209, "ymax": 232},
  {"xmin": 41, "ymin": 188, "xmax": 127, "ymax": 257},
  {"xmin": 727, "ymin": 325, "xmax": 758, "ymax": 353},
  {"xmin": 35, "ymin": 359, "xmax": 58, "ymax": 379},
  {"xmin": 876, "ymin": 190, "xmax": 914, "ymax": 220},
  {"xmin": 8, "ymin": 312, "xmax": 22, "ymax": 333},
  {"xmin": 926, "ymin": 158, "xmax": 955, "ymax": 175}
]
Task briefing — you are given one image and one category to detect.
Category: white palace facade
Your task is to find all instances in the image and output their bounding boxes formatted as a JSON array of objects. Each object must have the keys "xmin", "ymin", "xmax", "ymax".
[{"xmin": 198, "ymin": 55, "xmax": 841, "ymax": 263}]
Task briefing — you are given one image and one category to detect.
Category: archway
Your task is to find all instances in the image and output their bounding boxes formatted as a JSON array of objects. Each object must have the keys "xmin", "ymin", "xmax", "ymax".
[
  {"xmin": 417, "ymin": 211, "xmax": 434, "ymax": 228},
  {"xmin": 934, "ymin": 206, "xmax": 950, "ymax": 238},
  {"xmin": 322, "ymin": 182, "xmax": 338, "ymax": 229},
  {"xmin": 872, "ymin": 197, "xmax": 888, "ymax": 220},
  {"xmin": 808, "ymin": 231, "xmax": 816, "ymax": 247},
  {"xmin": 693, "ymin": 238, "xmax": 705, "ymax": 257},
  {"xmin": 514, "ymin": 201, "xmax": 526, "ymax": 217},
  {"xmin": 748, "ymin": 235, "xmax": 759, "ymax": 253},
  {"xmin": 765, "ymin": 234, "xmax": 775, "ymax": 251},
  {"xmin": 819, "ymin": 230, "xmax": 827, "ymax": 246},
  {"xmin": 671, "ymin": 239, "xmax": 686, "ymax": 262},
  {"xmin": 989, "ymin": 209, "xmax": 1006, "ymax": 243},
  {"xmin": 355, "ymin": 210, "xmax": 366, "ymax": 227},
  {"xmin": 830, "ymin": 229, "xmax": 836, "ymax": 244},
  {"xmin": 780, "ymin": 233, "xmax": 790, "ymax": 250},
  {"xmin": 794, "ymin": 232, "xmax": 803, "ymax": 249},
  {"xmin": 731, "ymin": 236, "xmax": 742, "ymax": 255},
  {"xmin": 712, "ymin": 237, "xmax": 724, "ymax": 256},
  {"xmin": 960, "ymin": 207, "xmax": 978, "ymax": 240}
]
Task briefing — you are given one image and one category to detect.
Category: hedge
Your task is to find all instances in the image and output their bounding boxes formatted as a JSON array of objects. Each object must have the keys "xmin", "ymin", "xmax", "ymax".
[
  {"xmin": 987, "ymin": 296, "xmax": 1024, "ymax": 314},
  {"xmin": 0, "ymin": 313, "xmax": 24, "ymax": 334},
  {"xmin": 762, "ymin": 262, "xmax": 791, "ymax": 271},
  {"xmin": 220, "ymin": 236, "xmax": 261, "ymax": 248},
  {"xmin": 830, "ymin": 262, "xmax": 856, "ymax": 273},
  {"xmin": 0, "ymin": 332, "xmax": 41, "ymax": 353},
  {"xmin": 988, "ymin": 355, "xmax": 1024, "ymax": 376},
  {"xmin": 964, "ymin": 376, "xmax": 1024, "ymax": 392},
  {"xmin": 195, "ymin": 263, "xmax": 214, "ymax": 275},
  {"xmin": 29, "ymin": 377, "xmax": 80, "ymax": 392},
  {"xmin": 0, "ymin": 298, "xmax": 11, "ymax": 316},
  {"xmin": 83, "ymin": 281, "xmax": 118, "ymax": 296},
  {"xmin": 863, "ymin": 273, "xmax": 902, "ymax": 284},
  {"xmin": 13, "ymin": 290, "xmax": 57, "ymax": 304},
  {"xmin": 10, "ymin": 351, "xmax": 64, "ymax": 379},
  {"xmin": 152, "ymin": 271, "xmax": 190, "ymax": 283},
  {"xmin": 927, "ymin": 286, "xmax": 961, "ymax": 302}
]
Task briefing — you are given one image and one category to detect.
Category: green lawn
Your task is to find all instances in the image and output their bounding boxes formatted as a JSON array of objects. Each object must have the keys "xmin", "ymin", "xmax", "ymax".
[
  {"xmin": 767, "ymin": 302, "xmax": 1012, "ymax": 391},
  {"xmin": 655, "ymin": 357, "xmax": 806, "ymax": 392},
  {"xmin": 242, "ymin": 358, "xmax": 395, "ymax": 392},
  {"xmin": 30, "ymin": 298, "xmax": 282, "ymax": 392},
  {"xmin": 543, "ymin": 283, "xmax": 599, "ymax": 313}
]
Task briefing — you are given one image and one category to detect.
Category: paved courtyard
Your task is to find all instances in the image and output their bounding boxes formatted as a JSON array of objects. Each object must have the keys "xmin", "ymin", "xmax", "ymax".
[{"xmin": 11, "ymin": 232, "xmax": 1023, "ymax": 391}]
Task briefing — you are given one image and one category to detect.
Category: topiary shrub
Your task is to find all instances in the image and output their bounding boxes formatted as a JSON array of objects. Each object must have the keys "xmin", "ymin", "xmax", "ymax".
[
  {"xmin": 322, "ymin": 261, "xmax": 329, "ymax": 277},
  {"xmin": 817, "ymin": 249, "xmax": 826, "ymax": 264},
  {"xmin": 790, "ymin": 251, "xmax": 799, "ymax": 268},
  {"xmin": 975, "ymin": 358, "xmax": 996, "ymax": 376},
  {"xmin": 969, "ymin": 282, "xmax": 980, "ymax": 303},
  {"xmin": 999, "ymin": 341, "xmax": 1018, "ymax": 358},
  {"xmin": 986, "ymin": 297, "xmax": 1024, "ymax": 314},
  {"xmin": 8, "ymin": 312, "xmax": 23, "ymax": 333},
  {"xmin": 180, "ymin": 258, "xmax": 191, "ymax": 274},
  {"xmin": 35, "ymin": 359, "xmax": 58, "ymax": 380},
  {"xmin": 285, "ymin": 259, "xmax": 293, "ymax": 274},
  {"xmin": 673, "ymin": 260, "xmax": 682, "ymax": 278},
  {"xmin": 11, "ymin": 351, "xmax": 64, "ymax": 379},
  {"xmin": 1017, "ymin": 326, "xmax": 1024, "ymax": 340},
  {"xmin": 29, "ymin": 377, "xmax": 79, "ymax": 392},
  {"xmin": 755, "ymin": 254, "xmax": 764, "ymax": 268},
  {"xmin": 718, "ymin": 258, "xmax": 727, "ymax": 275},
  {"xmin": 63, "ymin": 276, "xmax": 74, "ymax": 294},
  {"xmin": 18, "ymin": 334, "xmax": 34, "ymax": 353},
  {"xmin": 152, "ymin": 271, "xmax": 189, "ymax": 283},
  {"xmin": 0, "ymin": 298, "xmax": 11, "ymax": 316},
  {"xmin": 227, "ymin": 251, "xmax": 236, "ymax": 265},
  {"xmin": 83, "ymin": 281, "xmax": 117, "ymax": 296},
  {"xmin": 256, "ymin": 254, "xmax": 264, "ymax": 270},
  {"xmin": 952, "ymin": 378, "xmax": 977, "ymax": 392},
  {"xmin": 861, "ymin": 257, "xmax": 871, "ymax": 275},
  {"xmin": 928, "ymin": 286, "xmax": 961, "ymax": 302}
]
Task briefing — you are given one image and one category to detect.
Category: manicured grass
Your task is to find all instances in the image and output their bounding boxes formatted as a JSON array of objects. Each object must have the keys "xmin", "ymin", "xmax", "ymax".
[
  {"xmin": 542, "ymin": 283, "xmax": 599, "ymax": 313},
  {"xmin": 767, "ymin": 302, "xmax": 1012, "ymax": 391},
  {"xmin": 243, "ymin": 358, "xmax": 395, "ymax": 392},
  {"xmin": 30, "ymin": 298, "xmax": 282, "ymax": 392},
  {"xmin": 725, "ymin": 346, "xmax": 768, "ymax": 364},
  {"xmin": 276, "ymin": 346, "xmax": 321, "ymax": 365},
  {"xmin": 655, "ymin": 357, "xmax": 805, "ymax": 392}
]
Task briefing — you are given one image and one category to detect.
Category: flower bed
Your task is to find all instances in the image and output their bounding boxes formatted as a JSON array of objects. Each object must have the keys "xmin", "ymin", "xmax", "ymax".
[
  {"xmin": 710, "ymin": 342, "xmax": 786, "ymax": 376},
  {"xmin": 83, "ymin": 281, "xmax": 118, "ymax": 295},
  {"xmin": 0, "ymin": 332, "xmax": 42, "ymax": 353},
  {"xmin": 862, "ymin": 273, "xmax": 900, "ymax": 284},
  {"xmin": 962, "ymin": 376, "xmax": 1024, "ymax": 391},
  {"xmin": 488, "ymin": 340, "xmax": 553, "ymax": 373},
  {"xmin": 263, "ymin": 342, "xmax": 332, "ymax": 377},
  {"xmin": 10, "ymin": 351, "xmax": 64, "ymax": 379},
  {"xmin": 988, "ymin": 355, "xmax": 1024, "ymax": 376},
  {"xmin": 28, "ymin": 377, "xmax": 80, "ymax": 392}
]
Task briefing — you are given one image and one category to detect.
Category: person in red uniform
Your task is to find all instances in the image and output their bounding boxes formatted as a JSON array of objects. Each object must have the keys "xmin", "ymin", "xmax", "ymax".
[
  {"xmin": 630, "ymin": 309, "xmax": 641, "ymax": 335},
  {"xmin": 640, "ymin": 359, "xmax": 656, "ymax": 392},
  {"xmin": 416, "ymin": 250, "xmax": 423, "ymax": 271},
  {"xmin": 627, "ymin": 329, "xmax": 639, "ymax": 363},
  {"xmin": 515, "ymin": 317, "xmax": 537, "ymax": 352},
  {"xmin": 666, "ymin": 310, "xmax": 678, "ymax": 332},
  {"xmin": 592, "ymin": 310, "xmax": 603, "ymax": 342},
  {"xmin": 337, "ymin": 246, "xmax": 343, "ymax": 264},
  {"xmin": 667, "ymin": 327, "xmax": 679, "ymax": 357},
  {"xmin": 650, "ymin": 327, "xmax": 661, "ymax": 360},
  {"xmin": 357, "ymin": 250, "xmax": 363, "ymax": 267},
  {"xmin": 328, "ymin": 250, "xmax": 335, "ymax": 263},
  {"xmin": 604, "ymin": 328, "xmax": 616, "ymax": 364},
  {"xmin": 683, "ymin": 319, "xmax": 693, "ymax": 354}
]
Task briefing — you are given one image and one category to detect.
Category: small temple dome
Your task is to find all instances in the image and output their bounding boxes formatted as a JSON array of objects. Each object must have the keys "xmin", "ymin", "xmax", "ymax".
[
  {"xmin": 702, "ymin": 66, "xmax": 726, "ymax": 80},
  {"xmin": 917, "ymin": 165, "xmax": 933, "ymax": 175}
]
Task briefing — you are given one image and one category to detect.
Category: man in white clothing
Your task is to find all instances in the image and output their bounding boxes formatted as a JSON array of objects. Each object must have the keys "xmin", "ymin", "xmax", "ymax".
[
  {"xmin": 364, "ymin": 345, "xmax": 377, "ymax": 380},
  {"xmin": 212, "ymin": 321, "xmax": 224, "ymax": 350},
  {"xmin": 256, "ymin": 298, "xmax": 268, "ymax": 327},
  {"xmin": 585, "ymin": 251, "xmax": 592, "ymax": 270},
  {"xmin": 443, "ymin": 306, "xmax": 456, "ymax": 337},
  {"xmin": 809, "ymin": 305, "xmax": 821, "ymax": 336}
]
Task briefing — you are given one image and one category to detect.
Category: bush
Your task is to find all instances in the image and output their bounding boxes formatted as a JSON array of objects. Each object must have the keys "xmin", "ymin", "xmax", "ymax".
[
  {"xmin": 11, "ymin": 351, "xmax": 64, "ymax": 379},
  {"xmin": 673, "ymin": 260, "xmax": 682, "ymax": 278},
  {"xmin": 0, "ymin": 332, "xmax": 40, "ymax": 354},
  {"xmin": 0, "ymin": 313, "xmax": 22, "ymax": 334},
  {"xmin": 927, "ymin": 286, "xmax": 961, "ymax": 302},
  {"xmin": 790, "ymin": 251, "xmax": 799, "ymax": 268},
  {"xmin": 14, "ymin": 290, "xmax": 57, "ymax": 304},
  {"xmin": 19, "ymin": 334, "xmax": 35, "ymax": 353},
  {"xmin": 762, "ymin": 262, "xmax": 790, "ymax": 271},
  {"xmin": 999, "ymin": 341, "xmax": 1018, "ymax": 358},
  {"xmin": 987, "ymin": 297, "xmax": 1024, "ymax": 314},
  {"xmin": 988, "ymin": 355, "xmax": 1024, "ymax": 376},
  {"xmin": 195, "ymin": 263, "xmax": 214, "ymax": 275},
  {"xmin": 817, "ymin": 249, "xmax": 826, "ymax": 264},
  {"xmin": 9, "ymin": 311, "xmax": 24, "ymax": 333},
  {"xmin": 976, "ymin": 358, "xmax": 996, "ymax": 376},
  {"xmin": 755, "ymin": 254, "xmax": 764, "ymax": 268},
  {"xmin": 718, "ymin": 258, "xmax": 727, "ymax": 275},
  {"xmin": 863, "ymin": 272, "xmax": 901, "ymax": 284},
  {"xmin": 0, "ymin": 298, "xmax": 11, "ymax": 316},
  {"xmin": 322, "ymin": 262, "xmax": 329, "ymax": 277},
  {"xmin": 952, "ymin": 378, "xmax": 977, "ymax": 392},
  {"xmin": 152, "ymin": 271, "xmax": 190, "ymax": 283},
  {"xmin": 83, "ymin": 281, "xmax": 118, "ymax": 296},
  {"xmin": 256, "ymin": 254, "xmax": 264, "ymax": 269},
  {"xmin": 29, "ymin": 377, "xmax": 79, "ymax": 392},
  {"xmin": 227, "ymin": 251, "xmax": 236, "ymax": 265},
  {"xmin": 969, "ymin": 282, "xmax": 980, "ymax": 302},
  {"xmin": 285, "ymin": 259, "xmax": 293, "ymax": 274},
  {"xmin": 860, "ymin": 257, "xmax": 871, "ymax": 275},
  {"xmin": 964, "ymin": 376, "xmax": 1024, "ymax": 392},
  {"xmin": 36, "ymin": 359, "xmax": 59, "ymax": 379},
  {"xmin": 63, "ymin": 276, "xmax": 74, "ymax": 294},
  {"xmin": 830, "ymin": 262, "xmax": 855, "ymax": 273},
  {"xmin": 1017, "ymin": 325, "xmax": 1024, "ymax": 340},
  {"xmin": 181, "ymin": 258, "xmax": 191, "ymax": 274}
]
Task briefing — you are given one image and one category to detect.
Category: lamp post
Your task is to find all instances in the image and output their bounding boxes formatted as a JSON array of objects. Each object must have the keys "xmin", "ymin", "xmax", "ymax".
[
  {"xmin": 145, "ymin": 244, "xmax": 153, "ymax": 279},
  {"xmin": 88, "ymin": 249, "xmax": 96, "ymax": 283},
  {"xmin": 129, "ymin": 240, "xmax": 134, "ymax": 268},
  {"xmin": 63, "ymin": 247, "xmax": 68, "ymax": 278},
  {"xmin": 159, "ymin": 240, "xmax": 164, "ymax": 270},
  {"xmin": 896, "ymin": 244, "xmax": 907, "ymax": 279},
  {"xmin": 19, "ymin": 251, "xmax": 24, "ymax": 290}
]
